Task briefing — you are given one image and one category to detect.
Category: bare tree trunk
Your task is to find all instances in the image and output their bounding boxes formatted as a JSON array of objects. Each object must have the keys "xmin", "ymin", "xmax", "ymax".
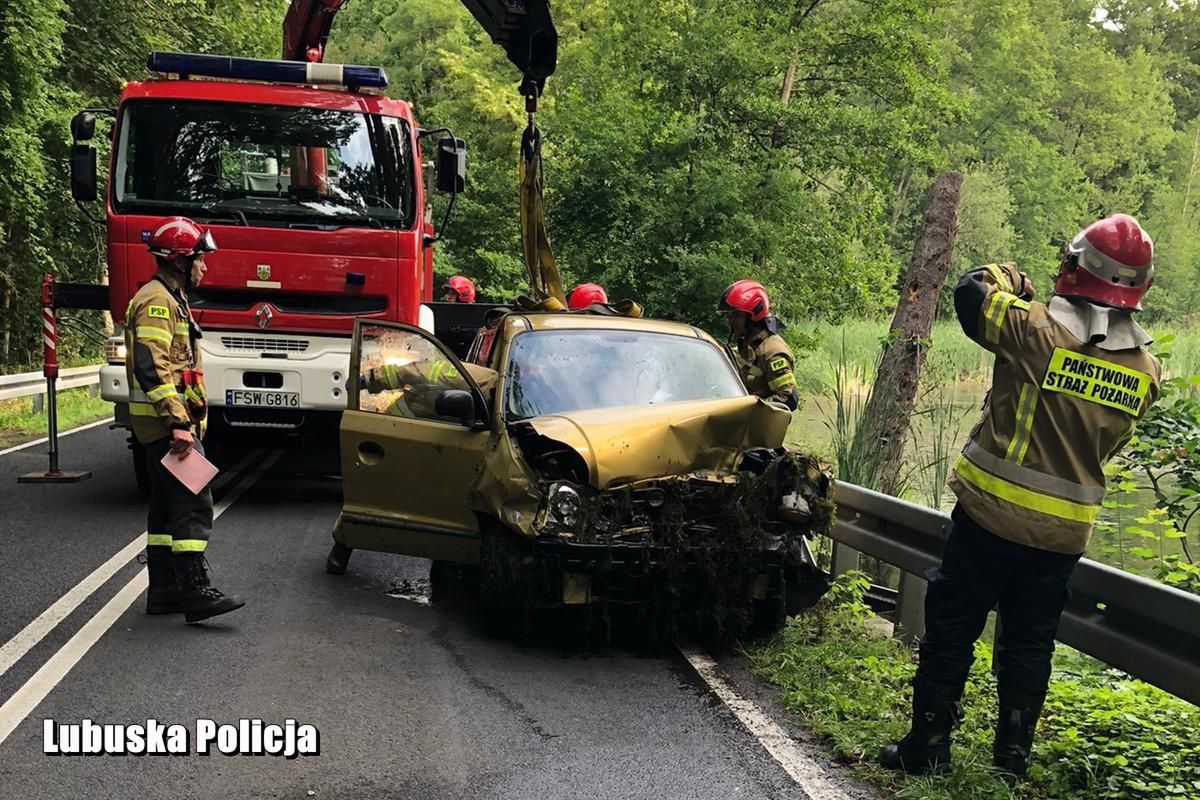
[
  {"xmin": 1182, "ymin": 122, "xmax": 1200, "ymax": 225},
  {"xmin": 771, "ymin": 55, "xmax": 798, "ymax": 149},
  {"xmin": 850, "ymin": 170, "xmax": 964, "ymax": 495},
  {"xmin": 887, "ymin": 163, "xmax": 912, "ymax": 238},
  {"xmin": 1, "ymin": 282, "xmax": 10, "ymax": 365}
]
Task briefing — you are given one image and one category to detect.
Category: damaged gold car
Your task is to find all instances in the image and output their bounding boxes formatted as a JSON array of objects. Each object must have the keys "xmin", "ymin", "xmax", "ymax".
[{"xmin": 329, "ymin": 311, "xmax": 832, "ymax": 643}]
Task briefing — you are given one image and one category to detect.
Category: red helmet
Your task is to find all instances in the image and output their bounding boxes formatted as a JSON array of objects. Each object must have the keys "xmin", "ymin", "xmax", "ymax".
[
  {"xmin": 1055, "ymin": 214, "xmax": 1154, "ymax": 310},
  {"xmin": 147, "ymin": 217, "xmax": 217, "ymax": 259},
  {"xmin": 717, "ymin": 279, "xmax": 770, "ymax": 321},
  {"xmin": 443, "ymin": 276, "xmax": 476, "ymax": 303},
  {"xmin": 567, "ymin": 283, "xmax": 608, "ymax": 309}
]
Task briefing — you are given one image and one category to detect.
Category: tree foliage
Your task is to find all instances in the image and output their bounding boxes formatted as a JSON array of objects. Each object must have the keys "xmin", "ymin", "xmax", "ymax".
[
  {"xmin": 0, "ymin": 0, "xmax": 279, "ymax": 368},
  {"xmin": 1, "ymin": 0, "xmax": 1199, "ymax": 368}
]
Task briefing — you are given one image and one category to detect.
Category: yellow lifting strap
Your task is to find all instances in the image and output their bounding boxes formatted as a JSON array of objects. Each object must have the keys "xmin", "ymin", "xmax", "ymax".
[{"xmin": 518, "ymin": 100, "xmax": 566, "ymax": 310}]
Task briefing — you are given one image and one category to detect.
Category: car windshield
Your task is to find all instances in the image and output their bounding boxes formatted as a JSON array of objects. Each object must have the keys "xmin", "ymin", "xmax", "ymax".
[
  {"xmin": 113, "ymin": 99, "xmax": 415, "ymax": 229},
  {"xmin": 505, "ymin": 329, "xmax": 745, "ymax": 420}
]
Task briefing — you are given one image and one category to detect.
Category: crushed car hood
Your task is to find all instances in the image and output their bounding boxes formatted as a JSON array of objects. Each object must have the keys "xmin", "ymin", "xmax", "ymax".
[{"xmin": 523, "ymin": 396, "xmax": 791, "ymax": 489}]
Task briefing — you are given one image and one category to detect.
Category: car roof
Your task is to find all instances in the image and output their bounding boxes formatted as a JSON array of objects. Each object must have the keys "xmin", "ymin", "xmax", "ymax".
[{"xmin": 506, "ymin": 311, "xmax": 718, "ymax": 344}]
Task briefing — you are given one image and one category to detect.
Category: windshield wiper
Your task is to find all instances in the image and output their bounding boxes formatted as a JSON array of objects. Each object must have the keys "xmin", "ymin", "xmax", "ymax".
[
  {"xmin": 195, "ymin": 202, "xmax": 248, "ymax": 227},
  {"xmin": 324, "ymin": 212, "xmax": 383, "ymax": 230}
]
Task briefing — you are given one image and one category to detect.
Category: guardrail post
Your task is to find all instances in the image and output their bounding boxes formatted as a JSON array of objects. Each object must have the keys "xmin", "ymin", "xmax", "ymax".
[
  {"xmin": 831, "ymin": 541, "xmax": 861, "ymax": 577},
  {"xmin": 32, "ymin": 392, "xmax": 45, "ymax": 415},
  {"xmin": 894, "ymin": 570, "xmax": 927, "ymax": 644}
]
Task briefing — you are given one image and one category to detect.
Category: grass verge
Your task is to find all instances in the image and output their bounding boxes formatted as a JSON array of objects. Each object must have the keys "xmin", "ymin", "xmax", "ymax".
[
  {"xmin": 0, "ymin": 387, "xmax": 113, "ymax": 450},
  {"xmin": 747, "ymin": 572, "xmax": 1200, "ymax": 800}
]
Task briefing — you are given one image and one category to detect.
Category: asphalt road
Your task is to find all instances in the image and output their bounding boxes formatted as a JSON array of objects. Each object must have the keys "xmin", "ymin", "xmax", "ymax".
[{"xmin": 0, "ymin": 424, "xmax": 876, "ymax": 800}]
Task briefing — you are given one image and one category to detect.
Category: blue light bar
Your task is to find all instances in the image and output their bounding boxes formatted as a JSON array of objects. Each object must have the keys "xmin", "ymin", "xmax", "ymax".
[{"xmin": 147, "ymin": 52, "xmax": 389, "ymax": 90}]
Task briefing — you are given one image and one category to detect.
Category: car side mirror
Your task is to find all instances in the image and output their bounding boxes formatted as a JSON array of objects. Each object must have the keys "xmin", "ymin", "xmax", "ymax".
[
  {"xmin": 435, "ymin": 388, "xmax": 475, "ymax": 423},
  {"xmin": 71, "ymin": 111, "xmax": 97, "ymax": 142},
  {"xmin": 435, "ymin": 137, "xmax": 466, "ymax": 194},
  {"xmin": 70, "ymin": 145, "xmax": 98, "ymax": 203}
]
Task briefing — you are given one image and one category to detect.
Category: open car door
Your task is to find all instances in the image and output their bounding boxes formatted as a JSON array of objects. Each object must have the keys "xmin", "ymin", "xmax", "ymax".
[{"xmin": 336, "ymin": 320, "xmax": 492, "ymax": 564}]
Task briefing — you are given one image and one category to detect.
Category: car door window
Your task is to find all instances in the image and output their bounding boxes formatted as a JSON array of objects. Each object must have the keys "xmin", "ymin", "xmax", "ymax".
[{"xmin": 357, "ymin": 323, "xmax": 472, "ymax": 424}]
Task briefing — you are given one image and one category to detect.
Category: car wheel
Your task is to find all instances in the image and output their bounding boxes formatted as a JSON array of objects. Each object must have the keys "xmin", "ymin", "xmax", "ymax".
[
  {"xmin": 429, "ymin": 560, "xmax": 480, "ymax": 608},
  {"xmin": 752, "ymin": 571, "xmax": 787, "ymax": 635},
  {"xmin": 784, "ymin": 559, "xmax": 831, "ymax": 616},
  {"xmin": 479, "ymin": 526, "xmax": 518, "ymax": 637}
]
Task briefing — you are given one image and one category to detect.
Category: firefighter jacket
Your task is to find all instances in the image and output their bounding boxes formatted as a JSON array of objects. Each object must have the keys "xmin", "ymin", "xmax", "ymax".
[
  {"xmin": 362, "ymin": 357, "xmax": 497, "ymax": 418},
  {"xmin": 737, "ymin": 329, "xmax": 799, "ymax": 410},
  {"xmin": 125, "ymin": 270, "xmax": 206, "ymax": 445},
  {"xmin": 948, "ymin": 262, "xmax": 1161, "ymax": 555}
]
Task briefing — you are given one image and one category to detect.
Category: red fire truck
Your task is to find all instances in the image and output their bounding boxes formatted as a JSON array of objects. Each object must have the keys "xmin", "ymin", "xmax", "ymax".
[{"xmin": 66, "ymin": 0, "xmax": 554, "ymax": 489}]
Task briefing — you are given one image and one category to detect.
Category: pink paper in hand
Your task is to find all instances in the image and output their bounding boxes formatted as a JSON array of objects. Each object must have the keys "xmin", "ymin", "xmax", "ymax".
[{"xmin": 160, "ymin": 448, "xmax": 219, "ymax": 495}]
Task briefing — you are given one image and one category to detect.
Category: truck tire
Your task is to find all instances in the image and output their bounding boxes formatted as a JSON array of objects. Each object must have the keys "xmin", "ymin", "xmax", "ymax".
[{"xmin": 130, "ymin": 437, "xmax": 150, "ymax": 496}]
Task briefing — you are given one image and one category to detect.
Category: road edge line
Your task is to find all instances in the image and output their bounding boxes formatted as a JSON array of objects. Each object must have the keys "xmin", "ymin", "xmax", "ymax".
[
  {"xmin": 678, "ymin": 647, "xmax": 851, "ymax": 800},
  {"xmin": 0, "ymin": 417, "xmax": 116, "ymax": 458}
]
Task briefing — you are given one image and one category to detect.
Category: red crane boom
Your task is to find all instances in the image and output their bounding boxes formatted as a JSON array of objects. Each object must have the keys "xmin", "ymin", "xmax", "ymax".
[{"xmin": 282, "ymin": 0, "xmax": 352, "ymax": 63}]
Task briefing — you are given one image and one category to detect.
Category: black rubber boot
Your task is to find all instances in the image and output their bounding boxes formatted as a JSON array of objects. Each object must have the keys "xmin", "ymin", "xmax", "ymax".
[
  {"xmin": 326, "ymin": 541, "xmax": 353, "ymax": 575},
  {"xmin": 993, "ymin": 696, "xmax": 1044, "ymax": 782},
  {"xmin": 145, "ymin": 547, "xmax": 183, "ymax": 615},
  {"xmin": 880, "ymin": 677, "xmax": 963, "ymax": 775},
  {"xmin": 173, "ymin": 552, "xmax": 245, "ymax": 624}
]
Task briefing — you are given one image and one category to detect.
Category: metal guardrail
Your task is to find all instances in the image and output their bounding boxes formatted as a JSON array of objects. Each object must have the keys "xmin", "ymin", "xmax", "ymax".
[
  {"xmin": 831, "ymin": 481, "xmax": 1200, "ymax": 707},
  {"xmin": 0, "ymin": 366, "xmax": 102, "ymax": 405}
]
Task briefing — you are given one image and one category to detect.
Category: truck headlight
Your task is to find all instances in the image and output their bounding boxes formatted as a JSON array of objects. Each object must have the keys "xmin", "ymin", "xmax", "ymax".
[{"xmin": 105, "ymin": 336, "xmax": 127, "ymax": 364}]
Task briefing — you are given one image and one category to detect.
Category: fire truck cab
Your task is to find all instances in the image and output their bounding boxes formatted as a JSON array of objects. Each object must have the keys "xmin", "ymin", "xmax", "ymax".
[{"xmin": 72, "ymin": 52, "xmax": 466, "ymax": 486}]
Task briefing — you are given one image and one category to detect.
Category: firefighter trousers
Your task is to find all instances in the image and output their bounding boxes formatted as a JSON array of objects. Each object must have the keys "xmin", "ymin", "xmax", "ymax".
[
  {"xmin": 916, "ymin": 504, "xmax": 1081, "ymax": 705},
  {"xmin": 144, "ymin": 437, "xmax": 214, "ymax": 555}
]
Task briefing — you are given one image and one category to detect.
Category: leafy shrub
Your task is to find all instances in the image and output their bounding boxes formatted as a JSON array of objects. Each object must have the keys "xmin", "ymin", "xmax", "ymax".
[{"xmin": 750, "ymin": 571, "xmax": 1200, "ymax": 800}]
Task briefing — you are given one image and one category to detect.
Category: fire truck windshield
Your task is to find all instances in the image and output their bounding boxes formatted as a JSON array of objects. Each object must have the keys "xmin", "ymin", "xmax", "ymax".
[{"xmin": 113, "ymin": 99, "xmax": 415, "ymax": 229}]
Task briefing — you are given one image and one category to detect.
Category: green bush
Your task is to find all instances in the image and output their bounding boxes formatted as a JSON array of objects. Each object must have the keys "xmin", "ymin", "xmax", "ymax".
[{"xmin": 750, "ymin": 572, "xmax": 1200, "ymax": 800}]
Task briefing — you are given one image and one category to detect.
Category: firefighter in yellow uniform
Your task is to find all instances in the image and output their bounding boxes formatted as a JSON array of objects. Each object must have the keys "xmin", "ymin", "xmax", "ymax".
[
  {"xmin": 882, "ymin": 215, "xmax": 1161, "ymax": 781},
  {"xmin": 359, "ymin": 357, "xmax": 496, "ymax": 418},
  {"xmin": 127, "ymin": 217, "xmax": 244, "ymax": 624},
  {"xmin": 717, "ymin": 280, "xmax": 798, "ymax": 410},
  {"xmin": 326, "ymin": 346, "xmax": 498, "ymax": 575}
]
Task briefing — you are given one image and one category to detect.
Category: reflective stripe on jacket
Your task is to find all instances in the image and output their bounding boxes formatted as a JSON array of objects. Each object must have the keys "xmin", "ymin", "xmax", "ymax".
[
  {"xmin": 949, "ymin": 262, "xmax": 1161, "ymax": 554},
  {"xmin": 737, "ymin": 330, "xmax": 798, "ymax": 410},
  {"xmin": 124, "ymin": 271, "xmax": 204, "ymax": 444}
]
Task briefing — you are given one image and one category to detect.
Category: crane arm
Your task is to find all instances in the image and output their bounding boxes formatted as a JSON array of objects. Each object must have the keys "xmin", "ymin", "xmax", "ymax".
[
  {"xmin": 282, "ymin": 0, "xmax": 557, "ymax": 88},
  {"xmin": 282, "ymin": 0, "xmax": 352, "ymax": 62},
  {"xmin": 460, "ymin": 1, "xmax": 557, "ymax": 91}
]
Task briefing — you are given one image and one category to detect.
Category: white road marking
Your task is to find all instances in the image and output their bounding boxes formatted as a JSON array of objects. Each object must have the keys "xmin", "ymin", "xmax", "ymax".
[
  {"xmin": 0, "ymin": 448, "xmax": 266, "ymax": 681},
  {"xmin": 0, "ymin": 571, "xmax": 147, "ymax": 746},
  {"xmin": 213, "ymin": 449, "xmax": 283, "ymax": 515},
  {"xmin": 0, "ymin": 448, "xmax": 283, "ymax": 746},
  {"xmin": 0, "ymin": 537, "xmax": 144, "ymax": 681},
  {"xmin": 0, "ymin": 417, "xmax": 115, "ymax": 458},
  {"xmin": 679, "ymin": 647, "xmax": 851, "ymax": 800}
]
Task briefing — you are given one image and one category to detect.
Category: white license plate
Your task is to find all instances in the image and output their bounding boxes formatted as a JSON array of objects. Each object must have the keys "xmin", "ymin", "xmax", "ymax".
[{"xmin": 225, "ymin": 390, "xmax": 300, "ymax": 408}]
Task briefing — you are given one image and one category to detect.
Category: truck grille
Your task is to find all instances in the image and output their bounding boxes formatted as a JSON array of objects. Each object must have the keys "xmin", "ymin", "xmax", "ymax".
[
  {"xmin": 220, "ymin": 336, "xmax": 310, "ymax": 354},
  {"xmin": 192, "ymin": 289, "xmax": 387, "ymax": 315},
  {"xmin": 220, "ymin": 408, "xmax": 306, "ymax": 429}
]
